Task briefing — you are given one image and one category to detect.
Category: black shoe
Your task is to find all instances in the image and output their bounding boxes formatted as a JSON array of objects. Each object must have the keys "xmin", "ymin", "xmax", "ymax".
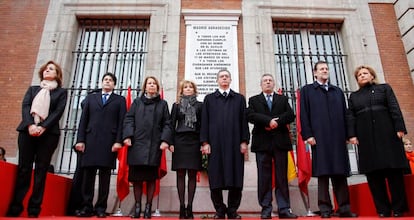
[
  {"xmin": 378, "ymin": 213, "xmax": 391, "ymax": 218},
  {"xmin": 96, "ymin": 211, "xmax": 106, "ymax": 218},
  {"xmin": 6, "ymin": 206, "xmax": 23, "ymax": 217},
  {"xmin": 76, "ymin": 208, "xmax": 94, "ymax": 217},
  {"xmin": 321, "ymin": 212, "xmax": 331, "ymax": 218},
  {"xmin": 186, "ymin": 204, "xmax": 194, "ymax": 219},
  {"xmin": 28, "ymin": 213, "xmax": 39, "ymax": 218},
  {"xmin": 213, "ymin": 213, "xmax": 225, "ymax": 219},
  {"xmin": 279, "ymin": 211, "xmax": 298, "ymax": 219},
  {"xmin": 338, "ymin": 211, "xmax": 358, "ymax": 218},
  {"xmin": 143, "ymin": 203, "xmax": 152, "ymax": 219},
  {"xmin": 131, "ymin": 203, "xmax": 141, "ymax": 218},
  {"xmin": 393, "ymin": 212, "xmax": 403, "ymax": 217},
  {"xmin": 179, "ymin": 205, "xmax": 186, "ymax": 219},
  {"xmin": 227, "ymin": 213, "xmax": 241, "ymax": 219},
  {"xmin": 260, "ymin": 214, "xmax": 271, "ymax": 219}
]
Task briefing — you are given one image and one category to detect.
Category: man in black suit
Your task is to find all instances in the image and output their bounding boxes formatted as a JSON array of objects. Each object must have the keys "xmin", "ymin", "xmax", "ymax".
[
  {"xmin": 247, "ymin": 74, "xmax": 297, "ymax": 219},
  {"xmin": 75, "ymin": 73, "xmax": 126, "ymax": 218}
]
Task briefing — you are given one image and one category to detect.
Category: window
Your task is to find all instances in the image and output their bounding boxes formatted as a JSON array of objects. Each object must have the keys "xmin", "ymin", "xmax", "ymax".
[
  {"xmin": 56, "ymin": 19, "xmax": 149, "ymax": 173},
  {"xmin": 273, "ymin": 21, "xmax": 358, "ymax": 173}
]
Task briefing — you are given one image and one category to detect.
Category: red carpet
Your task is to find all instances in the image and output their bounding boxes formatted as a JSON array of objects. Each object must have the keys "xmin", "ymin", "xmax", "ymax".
[{"xmin": 0, "ymin": 216, "xmax": 414, "ymax": 219}]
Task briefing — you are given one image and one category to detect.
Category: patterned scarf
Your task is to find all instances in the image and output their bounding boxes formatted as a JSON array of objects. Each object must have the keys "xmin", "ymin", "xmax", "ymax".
[
  {"xmin": 180, "ymin": 95, "xmax": 197, "ymax": 128},
  {"xmin": 30, "ymin": 80, "xmax": 58, "ymax": 124}
]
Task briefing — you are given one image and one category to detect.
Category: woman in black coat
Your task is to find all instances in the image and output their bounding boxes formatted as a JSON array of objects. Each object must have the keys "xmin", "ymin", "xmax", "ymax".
[
  {"xmin": 6, "ymin": 61, "xmax": 67, "ymax": 218},
  {"xmin": 170, "ymin": 80, "xmax": 202, "ymax": 218},
  {"xmin": 123, "ymin": 76, "xmax": 171, "ymax": 219},
  {"xmin": 347, "ymin": 65, "xmax": 408, "ymax": 218}
]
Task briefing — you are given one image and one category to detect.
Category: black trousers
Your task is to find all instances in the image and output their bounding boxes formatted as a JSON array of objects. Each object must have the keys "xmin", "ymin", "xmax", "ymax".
[
  {"xmin": 256, "ymin": 149, "xmax": 290, "ymax": 215},
  {"xmin": 317, "ymin": 175, "xmax": 351, "ymax": 214},
  {"xmin": 81, "ymin": 166, "xmax": 112, "ymax": 213},
  {"xmin": 8, "ymin": 132, "xmax": 59, "ymax": 216},
  {"xmin": 210, "ymin": 187, "xmax": 242, "ymax": 216},
  {"xmin": 366, "ymin": 169, "xmax": 408, "ymax": 215}
]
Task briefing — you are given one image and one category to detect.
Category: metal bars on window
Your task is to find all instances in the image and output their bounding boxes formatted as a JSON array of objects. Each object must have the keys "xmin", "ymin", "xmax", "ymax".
[
  {"xmin": 273, "ymin": 22, "xmax": 349, "ymax": 101},
  {"xmin": 56, "ymin": 19, "xmax": 149, "ymax": 174}
]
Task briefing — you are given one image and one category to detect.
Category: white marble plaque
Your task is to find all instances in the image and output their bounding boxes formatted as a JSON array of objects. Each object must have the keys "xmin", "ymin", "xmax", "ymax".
[{"xmin": 184, "ymin": 14, "xmax": 240, "ymax": 101}]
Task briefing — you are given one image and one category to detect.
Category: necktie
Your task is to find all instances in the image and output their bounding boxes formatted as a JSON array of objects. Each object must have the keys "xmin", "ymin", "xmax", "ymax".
[
  {"xmin": 223, "ymin": 91, "xmax": 227, "ymax": 97},
  {"xmin": 322, "ymin": 84, "xmax": 328, "ymax": 91},
  {"xmin": 102, "ymin": 93, "xmax": 108, "ymax": 104},
  {"xmin": 266, "ymin": 94, "xmax": 272, "ymax": 110}
]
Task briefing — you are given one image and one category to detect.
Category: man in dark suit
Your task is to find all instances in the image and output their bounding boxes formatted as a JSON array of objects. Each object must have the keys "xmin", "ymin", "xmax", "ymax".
[
  {"xmin": 300, "ymin": 60, "xmax": 357, "ymax": 218},
  {"xmin": 200, "ymin": 69, "xmax": 250, "ymax": 219},
  {"xmin": 247, "ymin": 74, "xmax": 297, "ymax": 219},
  {"xmin": 75, "ymin": 72, "xmax": 126, "ymax": 218}
]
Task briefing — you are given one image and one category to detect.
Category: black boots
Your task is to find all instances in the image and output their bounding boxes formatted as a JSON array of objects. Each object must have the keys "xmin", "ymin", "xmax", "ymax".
[
  {"xmin": 131, "ymin": 202, "xmax": 141, "ymax": 218},
  {"xmin": 179, "ymin": 204, "xmax": 194, "ymax": 219},
  {"xmin": 187, "ymin": 204, "xmax": 194, "ymax": 219},
  {"xmin": 143, "ymin": 203, "xmax": 152, "ymax": 219},
  {"xmin": 179, "ymin": 205, "xmax": 186, "ymax": 219}
]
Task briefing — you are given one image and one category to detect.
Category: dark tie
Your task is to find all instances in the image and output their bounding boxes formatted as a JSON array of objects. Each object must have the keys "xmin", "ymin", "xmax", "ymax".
[
  {"xmin": 223, "ymin": 91, "xmax": 227, "ymax": 97},
  {"xmin": 102, "ymin": 93, "xmax": 108, "ymax": 104},
  {"xmin": 322, "ymin": 84, "xmax": 328, "ymax": 91},
  {"xmin": 266, "ymin": 94, "xmax": 272, "ymax": 110}
]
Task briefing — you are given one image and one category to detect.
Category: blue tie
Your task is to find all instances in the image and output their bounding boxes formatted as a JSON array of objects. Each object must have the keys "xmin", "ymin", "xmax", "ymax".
[
  {"xmin": 266, "ymin": 94, "xmax": 272, "ymax": 110},
  {"xmin": 102, "ymin": 93, "xmax": 108, "ymax": 104}
]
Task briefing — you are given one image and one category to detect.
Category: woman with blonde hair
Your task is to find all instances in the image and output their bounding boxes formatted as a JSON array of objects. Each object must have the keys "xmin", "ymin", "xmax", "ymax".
[
  {"xmin": 347, "ymin": 65, "xmax": 408, "ymax": 217},
  {"xmin": 170, "ymin": 80, "xmax": 203, "ymax": 218}
]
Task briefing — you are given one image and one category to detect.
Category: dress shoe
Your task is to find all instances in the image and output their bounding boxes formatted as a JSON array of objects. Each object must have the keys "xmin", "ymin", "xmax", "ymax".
[
  {"xmin": 213, "ymin": 213, "xmax": 226, "ymax": 219},
  {"xmin": 131, "ymin": 202, "xmax": 141, "ymax": 218},
  {"xmin": 338, "ymin": 211, "xmax": 358, "ymax": 218},
  {"xmin": 378, "ymin": 213, "xmax": 391, "ymax": 218},
  {"xmin": 96, "ymin": 211, "xmax": 106, "ymax": 218},
  {"xmin": 321, "ymin": 212, "xmax": 331, "ymax": 218},
  {"xmin": 186, "ymin": 204, "xmax": 194, "ymax": 219},
  {"xmin": 393, "ymin": 212, "xmax": 403, "ymax": 217},
  {"xmin": 260, "ymin": 214, "xmax": 271, "ymax": 219},
  {"xmin": 279, "ymin": 211, "xmax": 298, "ymax": 219},
  {"xmin": 143, "ymin": 203, "xmax": 152, "ymax": 219},
  {"xmin": 227, "ymin": 213, "xmax": 242, "ymax": 219},
  {"xmin": 76, "ymin": 208, "xmax": 94, "ymax": 217},
  {"xmin": 28, "ymin": 213, "xmax": 39, "ymax": 218},
  {"xmin": 179, "ymin": 205, "xmax": 186, "ymax": 219}
]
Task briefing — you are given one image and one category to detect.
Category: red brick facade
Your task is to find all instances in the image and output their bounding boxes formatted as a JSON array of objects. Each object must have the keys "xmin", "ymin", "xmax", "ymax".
[
  {"xmin": 370, "ymin": 3, "xmax": 414, "ymax": 137},
  {"xmin": 0, "ymin": 1, "xmax": 50, "ymax": 156}
]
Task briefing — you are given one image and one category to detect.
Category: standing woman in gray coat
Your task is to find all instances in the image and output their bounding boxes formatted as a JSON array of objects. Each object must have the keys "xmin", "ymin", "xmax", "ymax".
[
  {"xmin": 347, "ymin": 65, "xmax": 408, "ymax": 218},
  {"xmin": 123, "ymin": 76, "xmax": 171, "ymax": 219}
]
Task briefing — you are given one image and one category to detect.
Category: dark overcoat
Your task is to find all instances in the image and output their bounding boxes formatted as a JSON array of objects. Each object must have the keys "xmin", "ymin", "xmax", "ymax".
[
  {"xmin": 247, "ymin": 92, "xmax": 295, "ymax": 152},
  {"xmin": 347, "ymin": 83, "xmax": 407, "ymax": 173},
  {"xmin": 123, "ymin": 95, "xmax": 171, "ymax": 166},
  {"xmin": 300, "ymin": 82, "xmax": 351, "ymax": 176},
  {"xmin": 200, "ymin": 89, "xmax": 250, "ymax": 189},
  {"xmin": 77, "ymin": 92, "xmax": 126, "ymax": 168}
]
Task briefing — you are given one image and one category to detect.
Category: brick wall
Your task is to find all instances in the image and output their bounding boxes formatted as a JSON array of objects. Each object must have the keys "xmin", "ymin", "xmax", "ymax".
[
  {"xmin": 0, "ymin": 1, "xmax": 50, "ymax": 157},
  {"xmin": 369, "ymin": 3, "xmax": 414, "ymax": 137}
]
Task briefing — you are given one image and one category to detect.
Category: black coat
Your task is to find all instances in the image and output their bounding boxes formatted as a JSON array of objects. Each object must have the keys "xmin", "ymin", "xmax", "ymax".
[
  {"xmin": 17, "ymin": 86, "xmax": 67, "ymax": 135},
  {"xmin": 200, "ymin": 89, "xmax": 250, "ymax": 189},
  {"xmin": 347, "ymin": 83, "xmax": 407, "ymax": 173},
  {"xmin": 123, "ymin": 95, "xmax": 172, "ymax": 166},
  {"xmin": 247, "ymin": 92, "xmax": 295, "ymax": 152},
  {"xmin": 300, "ymin": 82, "xmax": 351, "ymax": 176},
  {"xmin": 77, "ymin": 92, "xmax": 126, "ymax": 168}
]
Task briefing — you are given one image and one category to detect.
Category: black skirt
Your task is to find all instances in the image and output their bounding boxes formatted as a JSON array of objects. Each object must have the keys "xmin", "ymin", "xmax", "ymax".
[
  {"xmin": 172, "ymin": 132, "xmax": 202, "ymax": 171},
  {"xmin": 128, "ymin": 165, "xmax": 159, "ymax": 182}
]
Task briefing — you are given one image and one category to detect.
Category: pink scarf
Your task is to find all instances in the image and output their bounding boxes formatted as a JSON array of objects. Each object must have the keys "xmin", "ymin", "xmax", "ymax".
[{"xmin": 30, "ymin": 80, "xmax": 58, "ymax": 124}]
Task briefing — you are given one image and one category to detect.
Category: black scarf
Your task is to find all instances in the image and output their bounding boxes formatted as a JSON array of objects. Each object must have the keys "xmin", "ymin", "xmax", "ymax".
[{"xmin": 180, "ymin": 95, "xmax": 197, "ymax": 128}]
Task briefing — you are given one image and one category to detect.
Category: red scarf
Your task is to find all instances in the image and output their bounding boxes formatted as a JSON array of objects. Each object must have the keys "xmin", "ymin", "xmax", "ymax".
[{"xmin": 406, "ymin": 151, "xmax": 414, "ymax": 173}]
